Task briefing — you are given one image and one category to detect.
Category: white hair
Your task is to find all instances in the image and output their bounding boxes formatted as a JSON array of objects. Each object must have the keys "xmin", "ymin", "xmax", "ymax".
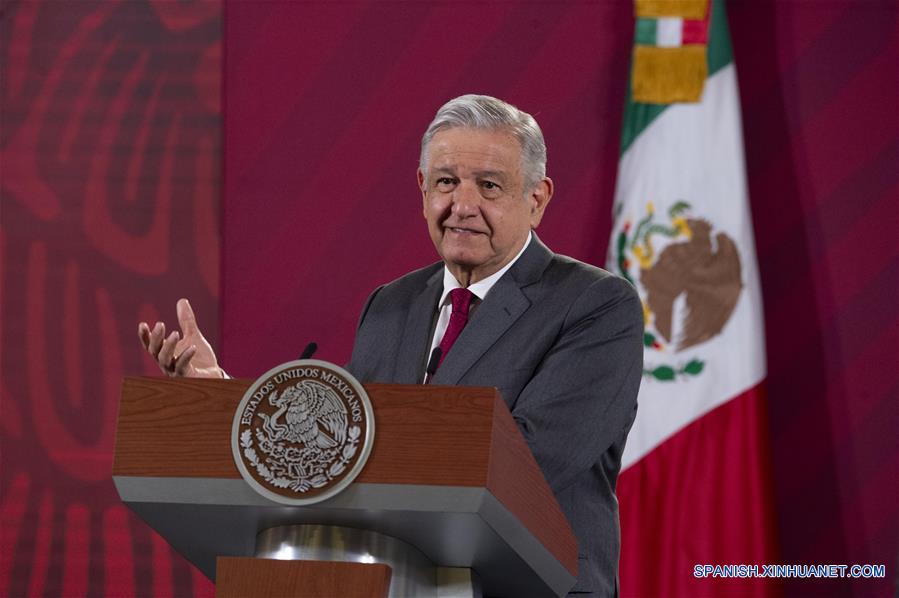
[{"xmin": 420, "ymin": 94, "xmax": 547, "ymax": 190}]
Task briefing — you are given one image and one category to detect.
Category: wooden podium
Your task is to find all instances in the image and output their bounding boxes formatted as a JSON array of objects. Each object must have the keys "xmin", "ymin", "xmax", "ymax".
[{"xmin": 113, "ymin": 376, "xmax": 578, "ymax": 597}]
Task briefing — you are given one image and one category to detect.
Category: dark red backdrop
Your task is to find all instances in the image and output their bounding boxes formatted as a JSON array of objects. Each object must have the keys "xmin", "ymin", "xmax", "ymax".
[
  {"xmin": 2, "ymin": 0, "xmax": 896, "ymax": 596},
  {"xmin": 1, "ymin": 1, "xmax": 220, "ymax": 596}
]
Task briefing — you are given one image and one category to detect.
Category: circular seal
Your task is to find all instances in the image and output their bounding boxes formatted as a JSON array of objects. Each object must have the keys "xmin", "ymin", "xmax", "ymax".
[{"xmin": 231, "ymin": 360, "xmax": 375, "ymax": 505}]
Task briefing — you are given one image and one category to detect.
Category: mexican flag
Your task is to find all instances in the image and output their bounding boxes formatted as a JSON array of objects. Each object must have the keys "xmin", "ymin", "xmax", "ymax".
[{"xmin": 608, "ymin": 0, "xmax": 779, "ymax": 595}]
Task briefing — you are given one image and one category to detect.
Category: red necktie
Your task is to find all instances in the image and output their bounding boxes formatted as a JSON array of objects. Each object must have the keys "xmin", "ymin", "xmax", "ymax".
[{"xmin": 438, "ymin": 288, "xmax": 475, "ymax": 367}]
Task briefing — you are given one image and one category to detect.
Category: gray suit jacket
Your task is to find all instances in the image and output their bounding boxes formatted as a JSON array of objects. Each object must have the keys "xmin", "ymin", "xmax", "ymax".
[{"xmin": 347, "ymin": 237, "xmax": 643, "ymax": 597}]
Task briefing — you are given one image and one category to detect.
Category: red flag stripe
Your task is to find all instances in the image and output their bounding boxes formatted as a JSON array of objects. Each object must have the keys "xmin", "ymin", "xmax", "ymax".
[
  {"xmin": 681, "ymin": 0, "xmax": 711, "ymax": 45},
  {"xmin": 618, "ymin": 383, "xmax": 780, "ymax": 597}
]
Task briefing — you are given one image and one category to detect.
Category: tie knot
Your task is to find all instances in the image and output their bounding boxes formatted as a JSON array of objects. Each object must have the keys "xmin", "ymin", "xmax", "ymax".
[{"xmin": 449, "ymin": 288, "xmax": 475, "ymax": 317}]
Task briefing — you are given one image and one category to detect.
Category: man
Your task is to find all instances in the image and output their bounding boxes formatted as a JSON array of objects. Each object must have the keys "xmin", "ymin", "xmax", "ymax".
[{"xmin": 139, "ymin": 95, "xmax": 643, "ymax": 596}]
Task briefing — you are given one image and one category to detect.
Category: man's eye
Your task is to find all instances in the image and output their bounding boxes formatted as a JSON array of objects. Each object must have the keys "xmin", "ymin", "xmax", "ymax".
[
  {"xmin": 436, "ymin": 177, "xmax": 457, "ymax": 188},
  {"xmin": 480, "ymin": 181, "xmax": 502, "ymax": 195}
]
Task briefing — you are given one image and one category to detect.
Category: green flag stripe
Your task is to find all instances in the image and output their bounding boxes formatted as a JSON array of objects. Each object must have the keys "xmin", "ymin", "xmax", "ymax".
[
  {"xmin": 635, "ymin": 18, "xmax": 657, "ymax": 45},
  {"xmin": 619, "ymin": 0, "xmax": 734, "ymax": 156},
  {"xmin": 706, "ymin": 0, "xmax": 734, "ymax": 77}
]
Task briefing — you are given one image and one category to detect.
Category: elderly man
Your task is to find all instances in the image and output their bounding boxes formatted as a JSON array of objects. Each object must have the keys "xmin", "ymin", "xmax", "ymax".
[{"xmin": 139, "ymin": 95, "xmax": 643, "ymax": 596}]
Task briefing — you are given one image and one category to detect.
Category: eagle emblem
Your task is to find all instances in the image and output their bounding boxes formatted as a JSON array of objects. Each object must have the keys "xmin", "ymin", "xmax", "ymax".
[
  {"xmin": 613, "ymin": 201, "xmax": 743, "ymax": 382},
  {"xmin": 232, "ymin": 360, "xmax": 374, "ymax": 505},
  {"xmin": 260, "ymin": 381, "xmax": 348, "ymax": 449}
]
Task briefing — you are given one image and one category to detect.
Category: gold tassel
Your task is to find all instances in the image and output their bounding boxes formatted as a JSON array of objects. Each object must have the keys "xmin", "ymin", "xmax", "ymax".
[
  {"xmin": 635, "ymin": 0, "xmax": 707, "ymax": 19},
  {"xmin": 632, "ymin": 45, "xmax": 707, "ymax": 104}
]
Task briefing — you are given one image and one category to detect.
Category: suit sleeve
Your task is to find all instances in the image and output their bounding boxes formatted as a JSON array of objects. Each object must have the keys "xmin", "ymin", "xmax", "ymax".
[
  {"xmin": 355, "ymin": 284, "xmax": 385, "ymax": 332},
  {"xmin": 345, "ymin": 285, "xmax": 385, "ymax": 375},
  {"xmin": 511, "ymin": 275, "xmax": 643, "ymax": 494}
]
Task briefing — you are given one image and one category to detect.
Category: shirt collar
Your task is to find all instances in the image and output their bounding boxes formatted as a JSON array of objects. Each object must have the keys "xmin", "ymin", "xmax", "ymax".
[{"xmin": 438, "ymin": 231, "xmax": 533, "ymax": 306}]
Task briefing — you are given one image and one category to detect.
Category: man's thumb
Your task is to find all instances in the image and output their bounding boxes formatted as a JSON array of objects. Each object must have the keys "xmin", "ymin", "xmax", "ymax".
[{"xmin": 177, "ymin": 298, "xmax": 199, "ymax": 335}]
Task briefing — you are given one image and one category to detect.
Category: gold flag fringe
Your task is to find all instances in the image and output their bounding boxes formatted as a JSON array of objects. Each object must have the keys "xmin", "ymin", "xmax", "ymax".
[
  {"xmin": 635, "ymin": 0, "xmax": 707, "ymax": 19},
  {"xmin": 632, "ymin": 45, "xmax": 707, "ymax": 104}
]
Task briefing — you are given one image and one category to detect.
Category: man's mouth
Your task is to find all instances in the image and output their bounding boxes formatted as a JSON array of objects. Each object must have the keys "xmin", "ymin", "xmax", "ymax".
[{"xmin": 445, "ymin": 226, "xmax": 485, "ymax": 235}]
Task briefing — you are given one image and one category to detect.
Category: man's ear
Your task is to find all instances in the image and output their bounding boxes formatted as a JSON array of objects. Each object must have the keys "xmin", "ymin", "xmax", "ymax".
[
  {"xmin": 417, "ymin": 168, "xmax": 428, "ymax": 218},
  {"xmin": 417, "ymin": 168, "xmax": 427, "ymax": 194},
  {"xmin": 528, "ymin": 177, "xmax": 554, "ymax": 229}
]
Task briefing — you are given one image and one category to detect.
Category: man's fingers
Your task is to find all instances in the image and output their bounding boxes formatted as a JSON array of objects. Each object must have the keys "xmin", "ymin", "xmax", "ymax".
[
  {"xmin": 158, "ymin": 331, "xmax": 180, "ymax": 374},
  {"xmin": 147, "ymin": 322, "xmax": 166, "ymax": 357},
  {"xmin": 177, "ymin": 298, "xmax": 199, "ymax": 336},
  {"xmin": 138, "ymin": 322, "xmax": 151, "ymax": 350},
  {"xmin": 174, "ymin": 345, "xmax": 197, "ymax": 376},
  {"xmin": 139, "ymin": 301, "xmax": 211, "ymax": 377}
]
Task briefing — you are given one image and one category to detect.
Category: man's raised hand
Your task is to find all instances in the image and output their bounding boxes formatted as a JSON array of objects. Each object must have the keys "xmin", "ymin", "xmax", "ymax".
[{"xmin": 138, "ymin": 298, "xmax": 224, "ymax": 378}]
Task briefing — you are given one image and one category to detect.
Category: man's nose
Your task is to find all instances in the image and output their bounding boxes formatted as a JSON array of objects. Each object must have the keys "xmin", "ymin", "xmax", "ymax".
[{"xmin": 451, "ymin": 181, "xmax": 480, "ymax": 217}]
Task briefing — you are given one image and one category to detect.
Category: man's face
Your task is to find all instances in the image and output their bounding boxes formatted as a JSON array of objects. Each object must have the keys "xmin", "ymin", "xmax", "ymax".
[{"xmin": 418, "ymin": 127, "xmax": 552, "ymax": 285}]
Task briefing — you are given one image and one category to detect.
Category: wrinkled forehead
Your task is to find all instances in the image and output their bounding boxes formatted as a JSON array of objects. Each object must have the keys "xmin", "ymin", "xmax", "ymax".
[{"xmin": 422, "ymin": 126, "xmax": 524, "ymax": 172}]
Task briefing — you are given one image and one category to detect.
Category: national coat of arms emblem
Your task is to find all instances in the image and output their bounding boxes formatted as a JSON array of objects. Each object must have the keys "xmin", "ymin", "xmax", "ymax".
[
  {"xmin": 231, "ymin": 360, "xmax": 375, "ymax": 505},
  {"xmin": 613, "ymin": 201, "xmax": 743, "ymax": 381}
]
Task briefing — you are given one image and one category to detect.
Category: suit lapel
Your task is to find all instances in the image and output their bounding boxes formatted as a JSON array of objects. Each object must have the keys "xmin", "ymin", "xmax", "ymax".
[
  {"xmin": 394, "ymin": 266, "xmax": 443, "ymax": 384},
  {"xmin": 431, "ymin": 277, "xmax": 529, "ymax": 385},
  {"xmin": 432, "ymin": 236, "xmax": 553, "ymax": 385}
]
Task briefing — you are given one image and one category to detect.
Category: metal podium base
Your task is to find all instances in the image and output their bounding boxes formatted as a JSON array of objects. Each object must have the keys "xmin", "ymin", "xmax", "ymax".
[{"xmin": 255, "ymin": 525, "xmax": 482, "ymax": 598}]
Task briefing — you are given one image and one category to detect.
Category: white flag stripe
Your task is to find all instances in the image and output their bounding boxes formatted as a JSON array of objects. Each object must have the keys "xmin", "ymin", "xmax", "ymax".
[{"xmin": 656, "ymin": 18, "xmax": 683, "ymax": 47}]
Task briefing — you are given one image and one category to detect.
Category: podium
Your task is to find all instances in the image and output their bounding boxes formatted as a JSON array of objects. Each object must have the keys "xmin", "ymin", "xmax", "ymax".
[{"xmin": 113, "ymin": 376, "xmax": 578, "ymax": 596}]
